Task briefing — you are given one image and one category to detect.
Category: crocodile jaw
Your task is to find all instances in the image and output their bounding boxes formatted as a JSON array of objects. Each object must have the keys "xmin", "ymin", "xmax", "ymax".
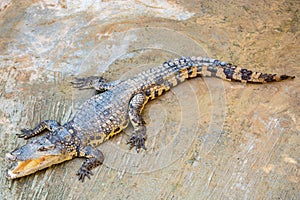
[{"xmin": 6, "ymin": 153, "xmax": 71, "ymax": 179}]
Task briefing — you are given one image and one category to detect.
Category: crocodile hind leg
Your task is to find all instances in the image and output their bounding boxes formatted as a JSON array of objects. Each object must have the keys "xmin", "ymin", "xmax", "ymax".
[
  {"xmin": 71, "ymin": 76, "xmax": 120, "ymax": 92},
  {"xmin": 17, "ymin": 120, "xmax": 60, "ymax": 139},
  {"xmin": 126, "ymin": 93, "xmax": 149, "ymax": 152},
  {"xmin": 76, "ymin": 146, "xmax": 104, "ymax": 182}
]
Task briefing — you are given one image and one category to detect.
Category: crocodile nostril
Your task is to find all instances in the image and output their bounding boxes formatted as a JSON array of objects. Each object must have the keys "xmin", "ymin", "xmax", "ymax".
[{"xmin": 5, "ymin": 153, "xmax": 16, "ymax": 161}]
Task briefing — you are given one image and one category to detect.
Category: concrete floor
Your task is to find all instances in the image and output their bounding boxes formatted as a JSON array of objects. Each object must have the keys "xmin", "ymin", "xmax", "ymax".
[{"xmin": 0, "ymin": 0, "xmax": 299, "ymax": 199}]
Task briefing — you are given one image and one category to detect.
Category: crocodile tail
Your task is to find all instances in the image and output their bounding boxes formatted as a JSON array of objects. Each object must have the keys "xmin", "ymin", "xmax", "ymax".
[{"xmin": 199, "ymin": 61, "xmax": 295, "ymax": 83}]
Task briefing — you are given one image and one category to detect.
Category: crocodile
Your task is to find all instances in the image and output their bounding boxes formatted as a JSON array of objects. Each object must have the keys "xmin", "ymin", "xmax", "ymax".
[{"xmin": 6, "ymin": 56, "xmax": 295, "ymax": 182}]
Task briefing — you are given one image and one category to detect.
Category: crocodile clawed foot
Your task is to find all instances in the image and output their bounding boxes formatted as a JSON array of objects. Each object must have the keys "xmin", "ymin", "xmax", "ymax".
[
  {"xmin": 127, "ymin": 133, "xmax": 147, "ymax": 152},
  {"xmin": 76, "ymin": 166, "xmax": 94, "ymax": 182},
  {"xmin": 16, "ymin": 129, "xmax": 32, "ymax": 139},
  {"xmin": 71, "ymin": 76, "xmax": 106, "ymax": 90}
]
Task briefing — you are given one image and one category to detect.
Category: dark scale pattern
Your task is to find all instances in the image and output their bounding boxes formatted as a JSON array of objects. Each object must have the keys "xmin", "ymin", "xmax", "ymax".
[
  {"xmin": 258, "ymin": 73, "xmax": 276, "ymax": 82},
  {"xmin": 240, "ymin": 68, "xmax": 253, "ymax": 81},
  {"xmin": 154, "ymin": 90, "xmax": 159, "ymax": 98},
  {"xmin": 105, "ymin": 128, "xmax": 112, "ymax": 135},
  {"xmin": 223, "ymin": 66, "xmax": 235, "ymax": 79},
  {"xmin": 213, "ymin": 60, "xmax": 220, "ymax": 66},
  {"xmin": 207, "ymin": 65, "xmax": 218, "ymax": 77},
  {"xmin": 145, "ymin": 89, "xmax": 151, "ymax": 97}
]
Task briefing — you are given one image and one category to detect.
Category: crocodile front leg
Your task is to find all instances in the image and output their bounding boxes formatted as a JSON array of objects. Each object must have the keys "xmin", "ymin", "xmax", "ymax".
[
  {"xmin": 71, "ymin": 76, "xmax": 120, "ymax": 92},
  {"xmin": 126, "ymin": 93, "xmax": 149, "ymax": 152},
  {"xmin": 77, "ymin": 146, "xmax": 104, "ymax": 182},
  {"xmin": 17, "ymin": 120, "xmax": 60, "ymax": 139}
]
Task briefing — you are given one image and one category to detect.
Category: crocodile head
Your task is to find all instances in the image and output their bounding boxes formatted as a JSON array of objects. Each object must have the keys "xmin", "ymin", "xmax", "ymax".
[{"xmin": 6, "ymin": 128, "xmax": 78, "ymax": 179}]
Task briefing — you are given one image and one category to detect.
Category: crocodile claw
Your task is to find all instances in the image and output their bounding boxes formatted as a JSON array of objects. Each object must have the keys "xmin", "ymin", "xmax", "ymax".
[
  {"xmin": 76, "ymin": 166, "xmax": 94, "ymax": 182},
  {"xmin": 127, "ymin": 134, "xmax": 147, "ymax": 152},
  {"xmin": 16, "ymin": 129, "xmax": 32, "ymax": 139}
]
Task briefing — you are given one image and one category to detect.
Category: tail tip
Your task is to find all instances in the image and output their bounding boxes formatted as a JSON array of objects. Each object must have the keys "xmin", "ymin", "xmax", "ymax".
[{"xmin": 280, "ymin": 75, "xmax": 295, "ymax": 80}]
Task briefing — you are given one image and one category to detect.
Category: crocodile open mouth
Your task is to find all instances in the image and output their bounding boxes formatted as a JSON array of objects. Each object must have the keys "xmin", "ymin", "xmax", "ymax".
[{"xmin": 6, "ymin": 154, "xmax": 59, "ymax": 179}]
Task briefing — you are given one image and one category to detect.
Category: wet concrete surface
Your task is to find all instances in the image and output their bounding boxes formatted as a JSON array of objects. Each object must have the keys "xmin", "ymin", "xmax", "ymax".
[{"xmin": 0, "ymin": 0, "xmax": 299, "ymax": 199}]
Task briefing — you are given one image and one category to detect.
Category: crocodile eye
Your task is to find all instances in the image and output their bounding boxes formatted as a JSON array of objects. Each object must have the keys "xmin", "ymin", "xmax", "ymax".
[
  {"xmin": 38, "ymin": 147, "xmax": 47, "ymax": 151},
  {"xmin": 38, "ymin": 145, "xmax": 55, "ymax": 151}
]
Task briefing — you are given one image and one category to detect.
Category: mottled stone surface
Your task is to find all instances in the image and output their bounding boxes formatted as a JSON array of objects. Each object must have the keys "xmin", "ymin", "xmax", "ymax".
[{"xmin": 0, "ymin": 0, "xmax": 299, "ymax": 199}]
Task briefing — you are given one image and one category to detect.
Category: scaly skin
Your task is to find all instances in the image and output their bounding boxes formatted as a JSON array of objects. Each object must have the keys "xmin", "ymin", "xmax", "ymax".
[{"xmin": 6, "ymin": 56, "xmax": 295, "ymax": 182}]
